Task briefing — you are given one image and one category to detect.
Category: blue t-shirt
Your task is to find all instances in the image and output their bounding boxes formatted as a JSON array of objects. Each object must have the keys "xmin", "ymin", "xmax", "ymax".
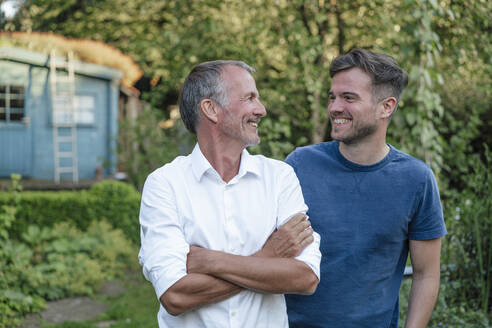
[{"xmin": 285, "ymin": 141, "xmax": 447, "ymax": 328}]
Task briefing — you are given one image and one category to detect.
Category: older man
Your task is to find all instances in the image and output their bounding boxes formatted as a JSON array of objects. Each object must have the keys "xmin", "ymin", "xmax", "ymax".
[{"xmin": 138, "ymin": 60, "xmax": 321, "ymax": 328}]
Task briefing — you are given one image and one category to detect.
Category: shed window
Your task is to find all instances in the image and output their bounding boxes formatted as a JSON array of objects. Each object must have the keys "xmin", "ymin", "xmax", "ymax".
[
  {"xmin": 53, "ymin": 95, "xmax": 95, "ymax": 125},
  {"xmin": 74, "ymin": 95, "xmax": 95, "ymax": 124},
  {"xmin": 0, "ymin": 85, "xmax": 25, "ymax": 122}
]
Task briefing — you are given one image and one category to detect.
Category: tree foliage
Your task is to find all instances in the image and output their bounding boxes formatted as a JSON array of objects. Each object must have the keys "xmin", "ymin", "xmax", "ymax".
[{"xmin": 5, "ymin": 0, "xmax": 489, "ymax": 161}]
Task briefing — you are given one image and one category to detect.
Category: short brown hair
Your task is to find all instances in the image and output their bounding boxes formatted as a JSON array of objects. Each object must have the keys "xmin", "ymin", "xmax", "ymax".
[{"xmin": 330, "ymin": 48, "xmax": 408, "ymax": 104}]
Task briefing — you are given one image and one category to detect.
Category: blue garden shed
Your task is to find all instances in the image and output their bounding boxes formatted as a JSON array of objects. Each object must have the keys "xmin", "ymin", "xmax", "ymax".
[{"xmin": 0, "ymin": 45, "xmax": 129, "ymax": 182}]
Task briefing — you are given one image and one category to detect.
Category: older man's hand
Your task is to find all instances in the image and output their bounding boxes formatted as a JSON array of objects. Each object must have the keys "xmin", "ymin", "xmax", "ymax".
[
  {"xmin": 186, "ymin": 245, "xmax": 216, "ymax": 274},
  {"xmin": 257, "ymin": 213, "xmax": 314, "ymax": 258}
]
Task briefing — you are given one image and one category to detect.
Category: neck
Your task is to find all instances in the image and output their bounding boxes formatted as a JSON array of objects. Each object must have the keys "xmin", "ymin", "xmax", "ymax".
[
  {"xmin": 338, "ymin": 135, "xmax": 389, "ymax": 165},
  {"xmin": 197, "ymin": 130, "xmax": 244, "ymax": 183}
]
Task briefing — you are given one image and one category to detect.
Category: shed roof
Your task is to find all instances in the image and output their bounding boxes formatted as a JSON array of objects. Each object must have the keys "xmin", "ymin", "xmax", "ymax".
[
  {"xmin": 0, "ymin": 32, "xmax": 142, "ymax": 87},
  {"xmin": 0, "ymin": 46, "xmax": 123, "ymax": 82}
]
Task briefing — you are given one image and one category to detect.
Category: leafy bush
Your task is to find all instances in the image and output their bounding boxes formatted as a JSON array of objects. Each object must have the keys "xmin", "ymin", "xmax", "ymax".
[
  {"xmin": 399, "ymin": 278, "xmax": 490, "ymax": 327},
  {"xmin": 441, "ymin": 146, "xmax": 492, "ymax": 314},
  {"xmin": 399, "ymin": 146, "xmax": 492, "ymax": 326},
  {"xmin": 0, "ymin": 180, "xmax": 141, "ymax": 244},
  {"xmin": 0, "ymin": 178, "xmax": 139, "ymax": 327},
  {"xmin": 0, "ymin": 219, "xmax": 137, "ymax": 328}
]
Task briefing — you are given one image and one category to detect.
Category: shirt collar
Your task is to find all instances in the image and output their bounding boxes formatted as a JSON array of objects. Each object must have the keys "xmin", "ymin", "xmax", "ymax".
[
  {"xmin": 191, "ymin": 144, "xmax": 213, "ymax": 181},
  {"xmin": 191, "ymin": 143, "xmax": 262, "ymax": 182},
  {"xmin": 237, "ymin": 147, "xmax": 261, "ymax": 180}
]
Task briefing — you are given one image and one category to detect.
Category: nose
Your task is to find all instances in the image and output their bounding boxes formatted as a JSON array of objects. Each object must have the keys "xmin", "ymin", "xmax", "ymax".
[{"xmin": 254, "ymin": 99, "xmax": 267, "ymax": 118}]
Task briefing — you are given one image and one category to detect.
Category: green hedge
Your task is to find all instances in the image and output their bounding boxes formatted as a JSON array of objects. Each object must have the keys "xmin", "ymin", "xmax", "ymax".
[{"xmin": 0, "ymin": 180, "xmax": 141, "ymax": 244}]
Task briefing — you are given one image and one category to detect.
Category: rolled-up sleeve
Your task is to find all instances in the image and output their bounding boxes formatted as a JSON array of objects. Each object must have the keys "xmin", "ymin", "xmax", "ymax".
[
  {"xmin": 276, "ymin": 164, "xmax": 322, "ymax": 280},
  {"xmin": 138, "ymin": 169, "xmax": 190, "ymax": 300}
]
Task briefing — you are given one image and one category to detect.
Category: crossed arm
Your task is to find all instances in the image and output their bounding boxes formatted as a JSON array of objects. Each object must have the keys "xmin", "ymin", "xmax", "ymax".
[
  {"xmin": 404, "ymin": 238, "xmax": 442, "ymax": 328},
  {"xmin": 160, "ymin": 213, "xmax": 318, "ymax": 315}
]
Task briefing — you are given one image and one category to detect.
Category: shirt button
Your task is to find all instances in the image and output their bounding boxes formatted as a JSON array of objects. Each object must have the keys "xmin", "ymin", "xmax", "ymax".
[{"xmin": 231, "ymin": 311, "xmax": 236, "ymax": 317}]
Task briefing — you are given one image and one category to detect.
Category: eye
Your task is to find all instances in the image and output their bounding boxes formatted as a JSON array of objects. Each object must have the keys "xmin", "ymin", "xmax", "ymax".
[{"xmin": 248, "ymin": 93, "xmax": 259, "ymax": 102}]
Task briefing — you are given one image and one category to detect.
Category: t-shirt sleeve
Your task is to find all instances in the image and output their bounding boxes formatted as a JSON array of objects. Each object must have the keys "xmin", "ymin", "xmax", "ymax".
[
  {"xmin": 408, "ymin": 168, "xmax": 447, "ymax": 240},
  {"xmin": 138, "ymin": 170, "xmax": 189, "ymax": 300},
  {"xmin": 276, "ymin": 161, "xmax": 322, "ymax": 280}
]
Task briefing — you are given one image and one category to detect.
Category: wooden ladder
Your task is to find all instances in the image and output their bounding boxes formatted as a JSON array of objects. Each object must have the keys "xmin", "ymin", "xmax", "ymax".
[{"xmin": 49, "ymin": 50, "xmax": 79, "ymax": 184}]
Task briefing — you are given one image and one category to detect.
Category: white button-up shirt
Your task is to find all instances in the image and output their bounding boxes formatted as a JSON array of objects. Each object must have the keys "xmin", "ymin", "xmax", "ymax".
[{"xmin": 138, "ymin": 144, "xmax": 321, "ymax": 328}]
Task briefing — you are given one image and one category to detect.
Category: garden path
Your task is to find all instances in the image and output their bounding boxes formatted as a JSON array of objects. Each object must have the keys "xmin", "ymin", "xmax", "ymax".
[{"xmin": 21, "ymin": 280, "xmax": 126, "ymax": 328}]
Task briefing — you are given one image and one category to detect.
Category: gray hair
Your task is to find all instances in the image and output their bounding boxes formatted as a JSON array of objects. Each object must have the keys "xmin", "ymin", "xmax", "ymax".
[
  {"xmin": 179, "ymin": 60, "xmax": 255, "ymax": 134},
  {"xmin": 330, "ymin": 48, "xmax": 408, "ymax": 106}
]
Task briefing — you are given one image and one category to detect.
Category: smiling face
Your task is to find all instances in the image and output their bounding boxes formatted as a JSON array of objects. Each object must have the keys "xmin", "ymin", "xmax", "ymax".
[
  {"xmin": 328, "ymin": 67, "xmax": 384, "ymax": 145},
  {"xmin": 218, "ymin": 65, "xmax": 266, "ymax": 147}
]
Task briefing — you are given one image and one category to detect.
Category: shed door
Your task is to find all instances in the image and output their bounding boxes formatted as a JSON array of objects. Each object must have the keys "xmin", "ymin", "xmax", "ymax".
[{"xmin": 0, "ymin": 85, "xmax": 32, "ymax": 178}]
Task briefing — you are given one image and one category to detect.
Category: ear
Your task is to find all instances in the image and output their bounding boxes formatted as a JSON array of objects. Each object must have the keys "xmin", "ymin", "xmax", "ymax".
[
  {"xmin": 200, "ymin": 99, "xmax": 219, "ymax": 124},
  {"xmin": 380, "ymin": 97, "xmax": 397, "ymax": 119}
]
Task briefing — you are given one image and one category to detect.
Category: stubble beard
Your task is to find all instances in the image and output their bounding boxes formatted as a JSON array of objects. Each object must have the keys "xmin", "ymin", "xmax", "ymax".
[
  {"xmin": 221, "ymin": 117, "xmax": 260, "ymax": 147},
  {"xmin": 331, "ymin": 121, "xmax": 378, "ymax": 145},
  {"xmin": 245, "ymin": 134, "xmax": 260, "ymax": 147},
  {"xmin": 242, "ymin": 124, "xmax": 260, "ymax": 146}
]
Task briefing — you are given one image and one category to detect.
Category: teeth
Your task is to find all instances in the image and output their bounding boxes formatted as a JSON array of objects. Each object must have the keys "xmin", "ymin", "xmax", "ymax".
[
  {"xmin": 249, "ymin": 122, "xmax": 258, "ymax": 127},
  {"xmin": 334, "ymin": 118, "xmax": 350, "ymax": 124}
]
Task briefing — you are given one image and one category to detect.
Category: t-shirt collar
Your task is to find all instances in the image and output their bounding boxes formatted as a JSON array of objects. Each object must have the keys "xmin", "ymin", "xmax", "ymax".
[{"xmin": 333, "ymin": 140, "xmax": 394, "ymax": 171}]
